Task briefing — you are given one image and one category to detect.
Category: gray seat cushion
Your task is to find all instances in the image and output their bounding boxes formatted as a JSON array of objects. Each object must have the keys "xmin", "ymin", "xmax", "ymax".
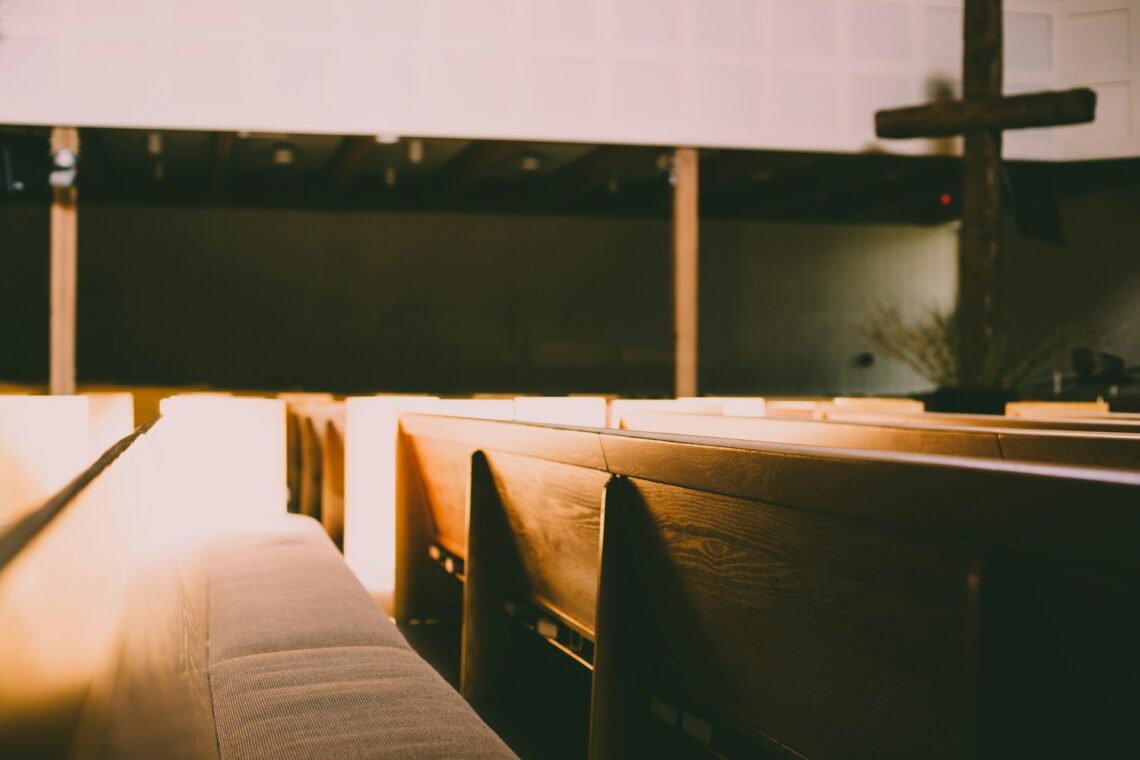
[
  {"xmin": 208, "ymin": 517, "xmax": 408, "ymax": 664},
  {"xmin": 210, "ymin": 646, "xmax": 517, "ymax": 759}
]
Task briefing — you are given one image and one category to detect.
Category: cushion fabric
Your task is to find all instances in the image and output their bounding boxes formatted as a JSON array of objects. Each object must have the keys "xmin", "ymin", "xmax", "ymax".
[
  {"xmin": 210, "ymin": 646, "xmax": 516, "ymax": 760},
  {"xmin": 208, "ymin": 517, "xmax": 408, "ymax": 664}
]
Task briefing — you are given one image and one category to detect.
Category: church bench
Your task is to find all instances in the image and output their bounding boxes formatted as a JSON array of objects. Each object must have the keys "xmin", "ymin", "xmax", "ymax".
[
  {"xmin": 594, "ymin": 432, "xmax": 1140, "ymax": 759},
  {"xmin": 823, "ymin": 408, "xmax": 1140, "ymax": 434},
  {"xmin": 393, "ymin": 413, "xmax": 606, "ymax": 623},
  {"xmin": 292, "ymin": 402, "xmax": 344, "ymax": 524},
  {"xmin": 1, "ymin": 419, "xmax": 517, "ymax": 760},
  {"xmin": 279, "ymin": 393, "xmax": 334, "ymax": 514},
  {"xmin": 616, "ymin": 411, "xmax": 1140, "ymax": 469},
  {"xmin": 320, "ymin": 411, "xmax": 346, "ymax": 546},
  {"xmin": 391, "ymin": 415, "xmax": 1140, "ymax": 759},
  {"xmin": 1005, "ymin": 400, "xmax": 1110, "ymax": 417}
]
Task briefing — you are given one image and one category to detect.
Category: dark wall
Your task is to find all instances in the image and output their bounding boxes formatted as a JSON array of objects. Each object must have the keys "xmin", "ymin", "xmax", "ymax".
[
  {"xmin": 0, "ymin": 203, "xmax": 48, "ymax": 383},
  {"xmin": 1001, "ymin": 183, "xmax": 1140, "ymax": 369},
  {"xmin": 2, "ymin": 205, "xmax": 675, "ymax": 395},
  {"xmin": 3, "ymin": 202, "xmax": 971, "ymax": 396}
]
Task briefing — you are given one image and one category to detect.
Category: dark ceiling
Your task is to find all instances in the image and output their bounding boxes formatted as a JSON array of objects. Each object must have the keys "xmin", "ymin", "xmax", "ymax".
[{"xmin": 2, "ymin": 126, "xmax": 1136, "ymax": 226}]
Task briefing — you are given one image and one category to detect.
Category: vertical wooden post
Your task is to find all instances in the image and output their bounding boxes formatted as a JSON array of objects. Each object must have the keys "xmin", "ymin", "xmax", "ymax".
[
  {"xmin": 50, "ymin": 127, "xmax": 79, "ymax": 396},
  {"xmin": 672, "ymin": 147, "xmax": 698, "ymax": 398},
  {"xmin": 959, "ymin": 0, "xmax": 1003, "ymax": 383}
]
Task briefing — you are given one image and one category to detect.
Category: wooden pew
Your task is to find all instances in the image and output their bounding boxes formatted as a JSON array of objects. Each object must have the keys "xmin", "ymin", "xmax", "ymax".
[
  {"xmin": 393, "ymin": 415, "xmax": 1140, "ymax": 759},
  {"xmin": 822, "ymin": 408, "xmax": 1140, "ymax": 434},
  {"xmin": 292, "ymin": 402, "xmax": 344, "ymax": 523},
  {"xmin": 279, "ymin": 393, "xmax": 334, "ymax": 513},
  {"xmin": 394, "ymin": 413, "xmax": 605, "ymax": 623},
  {"xmin": 616, "ymin": 411, "xmax": 1140, "ymax": 469},
  {"xmin": 321, "ymin": 414, "xmax": 346, "ymax": 548},
  {"xmin": 594, "ymin": 433, "xmax": 1140, "ymax": 759},
  {"xmin": 1006, "ymin": 400, "xmax": 1110, "ymax": 417},
  {"xmin": 767, "ymin": 396, "xmax": 924, "ymax": 419},
  {"xmin": 1006, "ymin": 401, "xmax": 1140, "ymax": 421}
]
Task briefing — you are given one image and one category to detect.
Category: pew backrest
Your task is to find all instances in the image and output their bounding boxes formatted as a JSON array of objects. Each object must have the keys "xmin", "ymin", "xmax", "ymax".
[
  {"xmin": 593, "ymin": 431, "xmax": 1140, "ymax": 759},
  {"xmin": 1005, "ymin": 400, "xmax": 1110, "ymax": 417},
  {"xmin": 823, "ymin": 408, "xmax": 1140, "ymax": 434},
  {"xmin": 619, "ymin": 411, "xmax": 1140, "ymax": 469}
]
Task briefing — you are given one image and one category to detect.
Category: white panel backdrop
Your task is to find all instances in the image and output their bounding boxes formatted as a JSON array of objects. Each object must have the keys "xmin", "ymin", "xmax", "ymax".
[{"xmin": 0, "ymin": 0, "xmax": 1135, "ymax": 159}]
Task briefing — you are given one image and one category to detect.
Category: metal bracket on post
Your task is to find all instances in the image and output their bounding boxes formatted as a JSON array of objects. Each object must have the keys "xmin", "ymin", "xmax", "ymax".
[{"xmin": 502, "ymin": 597, "xmax": 595, "ymax": 667}]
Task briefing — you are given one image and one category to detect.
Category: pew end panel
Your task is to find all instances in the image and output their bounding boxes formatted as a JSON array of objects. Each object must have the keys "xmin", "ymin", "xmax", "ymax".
[
  {"xmin": 393, "ymin": 425, "xmax": 465, "ymax": 625},
  {"xmin": 394, "ymin": 415, "xmax": 608, "ymax": 624},
  {"xmin": 461, "ymin": 451, "xmax": 610, "ymax": 703},
  {"xmin": 591, "ymin": 474, "xmax": 982, "ymax": 760},
  {"xmin": 321, "ymin": 416, "xmax": 346, "ymax": 547}
]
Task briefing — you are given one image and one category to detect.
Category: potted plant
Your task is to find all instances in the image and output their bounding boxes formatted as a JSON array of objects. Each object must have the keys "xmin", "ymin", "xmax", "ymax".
[{"xmin": 865, "ymin": 306, "xmax": 1089, "ymax": 414}]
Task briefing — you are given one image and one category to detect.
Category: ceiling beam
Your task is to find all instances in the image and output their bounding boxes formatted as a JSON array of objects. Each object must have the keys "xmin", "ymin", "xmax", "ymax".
[
  {"xmin": 751, "ymin": 154, "xmax": 908, "ymax": 219},
  {"xmin": 210, "ymin": 131, "xmax": 236, "ymax": 197},
  {"xmin": 433, "ymin": 140, "xmax": 521, "ymax": 204},
  {"xmin": 542, "ymin": 145, "xmax": 658, "ymax": 210},
  {"xmin": 324, "ymin": 135, "xmax": 376, "ymax": 204},
  {"xmin": 78, "ymin": 127, "xmax": 111, "ymax": 186},
  {"xmin": 699, "ymin": 150, "xmax": 827, "ymax": 197},
  {"xmin": 836, "ymin": 159, "xmax": 960, "ymax": 222}
]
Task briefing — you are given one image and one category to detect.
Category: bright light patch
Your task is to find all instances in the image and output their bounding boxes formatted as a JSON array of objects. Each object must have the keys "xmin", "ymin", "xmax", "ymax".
[
  {"xmin": 85, "ymin": 392, "xmax": 134, "ymax": 458},
  {"xmin": 344, "ymin": 396, "xmax": 439, "ymax": 597},
  {"xmin": 0, "ymin": 395, "xmax": 88, "ymax": 526},
  {"xmin": 513, "ymin": 396, "xmax": 608, "ymax": 427},
  {"xmin": 158, "ymin": 395, "xmax": 287, "ymax": 530},
  {"xmin": 607, "ymin": 398, "xmax": 725, "ymax": 429},
  {"xmin": 680, "ymin": 396, "xmax": 767, "ymax": 418}
]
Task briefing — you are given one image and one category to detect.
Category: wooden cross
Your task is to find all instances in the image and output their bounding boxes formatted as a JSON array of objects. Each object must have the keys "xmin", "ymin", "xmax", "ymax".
[{"xmin": 875, "ymin": 0, "xmax": 1095, "ymax": 383}]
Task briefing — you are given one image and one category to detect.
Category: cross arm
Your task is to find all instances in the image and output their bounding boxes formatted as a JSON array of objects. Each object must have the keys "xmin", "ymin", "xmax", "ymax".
[{"xmin": 876, "ymin": 88, "xmax": 1096, "ymax": 139}]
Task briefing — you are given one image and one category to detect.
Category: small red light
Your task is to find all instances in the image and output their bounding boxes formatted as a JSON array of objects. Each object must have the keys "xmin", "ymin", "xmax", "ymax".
[{"xmin": 940, "ymin": 193, "xmax": 953, "ymax": 206}]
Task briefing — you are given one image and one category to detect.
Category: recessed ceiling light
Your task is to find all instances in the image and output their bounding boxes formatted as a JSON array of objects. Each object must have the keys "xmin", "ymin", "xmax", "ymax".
[
  {"xmin": 376, "ymin": 133, "xmax": 401, "ymax": 145},
  {"xmin": 408, "ymin": 138, "xmax": 424, "ymax": 165},
  {"xmin": 520, "ymin": 151, "xmax": 543, "ymax": 173},
  {"xmin": 272, "ymin": 143, "xmax": 295, "ymax": 166}
]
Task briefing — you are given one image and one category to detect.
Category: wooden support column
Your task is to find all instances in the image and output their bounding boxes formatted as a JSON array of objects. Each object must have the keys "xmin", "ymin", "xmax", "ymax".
[
  {"xmin": 50, "ymin": 127, "xmax": 79, "ymax": 396},
  {"xmin": 672, "ymin": 147, "xmax": 698, "ymax": 398}
]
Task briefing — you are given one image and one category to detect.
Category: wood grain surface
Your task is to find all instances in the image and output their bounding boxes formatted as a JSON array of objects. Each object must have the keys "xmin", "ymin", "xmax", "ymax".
[{"xmin": 484, "ymin": 453, "xmax": 609, "ymax": 635}]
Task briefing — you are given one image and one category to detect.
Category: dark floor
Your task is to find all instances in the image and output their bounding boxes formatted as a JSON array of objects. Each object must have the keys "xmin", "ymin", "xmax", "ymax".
[{"xmin": 398, "ymin": 619, "xmax": 592, "ymax": 760}]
